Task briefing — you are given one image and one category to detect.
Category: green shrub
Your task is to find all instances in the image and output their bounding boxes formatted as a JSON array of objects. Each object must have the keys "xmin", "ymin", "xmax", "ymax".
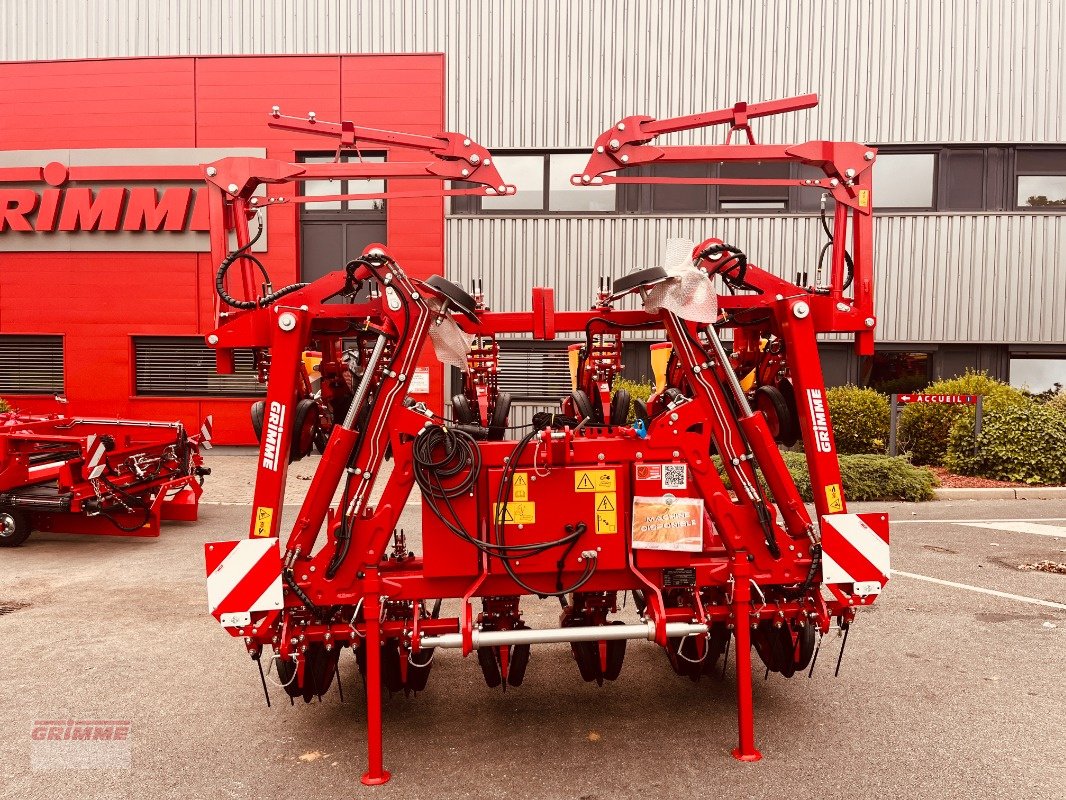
[
  {"xmin": 716, "ymin": 450, "xmax": 938, "ymax": 502},
  {"xmin": 0, "ymin": 397, "xmax": 9, "ymax": 413},
  {"xmin": 897, "ymin": 370, "xmax": 1030, "ymax": 465},
  {"xmin": 945, "ymin": 404, "xmax": 1066, "ymax": 484},
  {"xmin": 1046, "ymin": 391, "xmax": 1066, "ymax": 418},
  {"xmin": 612, "ymin": 377, "xmax": 654, "ymax": 423},
  {"xmin": 825, "ymin": 385, "xmax": 889, "ymax": 454}
]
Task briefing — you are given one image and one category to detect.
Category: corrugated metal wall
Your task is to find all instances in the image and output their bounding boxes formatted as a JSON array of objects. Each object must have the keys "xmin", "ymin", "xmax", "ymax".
[
  {"xmin": 3, "ymin": 0, "xmax": 1063, "ymax": 345},
  {"xmin": 4, "ymin": 0, "xmax": 1064, "ymax": 146},
  {"xmin": 448, "ymin": 212, "xmax": 1066, "ymax": 345}
]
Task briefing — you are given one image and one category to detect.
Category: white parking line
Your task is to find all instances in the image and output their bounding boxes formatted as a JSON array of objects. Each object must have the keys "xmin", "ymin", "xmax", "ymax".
[
  {"xmin": 891, "ymin": 517, "xmax": 1066, "ymax": 525},
  {"xmin": 891, "ymin": 570, "xmax": 1066, "ymax": 611},
  {"xmin": 953, "ymin": 522, "xmax": 1066, "ymax": 538}
]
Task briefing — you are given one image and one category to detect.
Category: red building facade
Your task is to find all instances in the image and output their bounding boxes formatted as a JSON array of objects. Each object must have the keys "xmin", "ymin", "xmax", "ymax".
[{"xmin": 0, "ymin": 55, "xmax": 446, "ymax": 444}]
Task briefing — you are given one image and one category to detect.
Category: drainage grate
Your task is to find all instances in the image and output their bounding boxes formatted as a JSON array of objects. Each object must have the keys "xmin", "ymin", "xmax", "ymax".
[{"xmin": 0, "ymin": 601, "xmax": 31, "ymax": 616}]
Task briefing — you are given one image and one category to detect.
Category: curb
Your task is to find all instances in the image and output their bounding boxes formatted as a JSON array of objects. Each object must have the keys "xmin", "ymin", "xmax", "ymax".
[{"xmin": 935, "ymin": 487, "xmax": 1066, "ymax": 500}]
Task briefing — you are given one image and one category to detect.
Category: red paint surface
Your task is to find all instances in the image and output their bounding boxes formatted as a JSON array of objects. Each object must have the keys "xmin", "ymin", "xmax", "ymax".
[{"xmin": 0, "ymin": 55, "xmax": 446, "ymax": 444}]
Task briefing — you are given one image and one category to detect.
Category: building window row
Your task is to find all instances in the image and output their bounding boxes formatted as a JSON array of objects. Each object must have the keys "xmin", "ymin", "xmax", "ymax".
[{"xmin": 451, "ymin": 145, "xmax": 1066, "ymax": 216}]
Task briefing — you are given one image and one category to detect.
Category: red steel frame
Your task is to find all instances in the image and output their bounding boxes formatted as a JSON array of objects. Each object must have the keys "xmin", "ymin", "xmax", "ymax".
[{"xmin": 204, "ymin": 96, "xmax": 889, "ymax": 787}]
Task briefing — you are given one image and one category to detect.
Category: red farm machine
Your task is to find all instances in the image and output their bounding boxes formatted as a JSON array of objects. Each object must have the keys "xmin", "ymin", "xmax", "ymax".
[
  {"xmin": 203, "ymin": 96, "xmax": 889, "ymax": 786},
  {"xmin": 0, "ymin": 409, "xmax": 211, "ymax": 545}
]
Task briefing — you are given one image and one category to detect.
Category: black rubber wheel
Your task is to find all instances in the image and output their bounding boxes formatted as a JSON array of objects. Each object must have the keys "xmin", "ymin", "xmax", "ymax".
[
  {"xmin": 612, "ymin": 266, "xmax": 670, "ymax": 295},
  {"xmin": 488, "ymin": 391, "xmax": 512, "ymax": 441},
  {"xmin": 603, "ymin": 621, "xmax": 627, "ymax": 681},
  {"xmin": 663, "ymin": 387, "xmax": 685, "ymax": 405},
  {"xmin": 571, "ymin": 640, "xmax": 603, "ymax": 685},
  {"xmin": 451, "ymin": 393, "xmax": 476, "ymax": 425},
  {"xmin": 792, "ymin": 623, "xmax": 817, "ymax": 673},
  {"xmin": 250, "ymin": 400, "xmax": 266, "ymax": 442},
  {"xmin": 289, "ymin": 399, "xmax": 317, "ymax": 462},
  {"xmin": 507, "ymin": 640, "xmax": 532, "ymax": 688},
  {"xmin": 424, "ymin": 274, "xmax": 479, "ymax": 322},
  {"xmin": 0, "ymin": 507, "xmax": 32, "ymax": 547},
  {"xmin": 632, "ymin": 399, "xmax": 650, "ymax": 425},
  {"xmin": 775, "ymin": 378, "xmax": 801, "ymax": 447},
  {"xmin": 476, "ymin": 645, "xmax": 503, "ymax": 689},
  {"xmin": 753, "ymin": 384, "xmax": 792, "ymax": 443},
  {"xmin": 570, "ymin": 389, "xmax": 595, "ymax": 422},
  {"xmin": 405, "ymin": 648, "xmax": 434, "ymax": 693},
  {"xmin": 609, "ymin": 389, "xmax": 631, "ymax": 426}
]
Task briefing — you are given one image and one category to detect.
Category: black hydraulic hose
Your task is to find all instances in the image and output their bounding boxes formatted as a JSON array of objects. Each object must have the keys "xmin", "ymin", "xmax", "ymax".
[
  {"xmin": 216, "ymin": 218, "xmax": 308, "ymax": 309},
  {"xmin": 818, "ymin": 201, "xmax": 855, "ymax": 291}
]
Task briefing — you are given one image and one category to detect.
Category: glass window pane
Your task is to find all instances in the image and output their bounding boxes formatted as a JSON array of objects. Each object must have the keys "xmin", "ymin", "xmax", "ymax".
[
  {"xmin": 1017, "ymin": 176, "xmax": 1066, "ymax": 208},
  {"xmin": 482, "ymin": 155, "xmax": 545, "ymax": 210},
  {"xmin": 864, "ymin": 352, "xmax": 931, "ymax": 394},
  {"xmin": 719, "ymin": 161, "xmax": 790, "ymax": 202},
  {"xmin": 549, "ymin": 153, "xmax": 615, "ymax": 211},
  {"xmin": 346, "ymin": 155, "xmax": 386, "ymax": 212},
  {"xmin": 872, "ymin": 153, "xmax": 935, "ymax": 208},
  {"xmin": 301, "ymin": 155, "xmax": 343, "ymax": 210},
  {"xmin": 649, "ymin": 163, "xmax": 710, "ymax": 212},
  {"xmin": 1009, "ymin": 358, "xmax": 1066, "ymax": 393}
]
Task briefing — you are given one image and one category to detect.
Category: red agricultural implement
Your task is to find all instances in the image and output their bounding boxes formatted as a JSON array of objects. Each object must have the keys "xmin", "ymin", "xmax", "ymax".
[
  {"xmin": 0, "ymin": 409, "xmax": 210, "ymax": 545},
  {"xmin": 203, "ymin": 96, "xmax": 889, "ymax": 786}
]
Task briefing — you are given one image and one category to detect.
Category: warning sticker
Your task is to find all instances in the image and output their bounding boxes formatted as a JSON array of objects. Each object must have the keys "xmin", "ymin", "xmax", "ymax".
[
  {"xmin": 253, "ymin": 506, "xmax": 274, "ymax": 538},
  {"xmin": 858, "ymin": 189, "xmax": 870, "ymax": 207},
  {"xmin": 493, "ymin": 502, "xmax": 536, "ymax": 525},
  {"xmin": 631, "ymin": 496, "xmax": 703, "ymax": 552},
  {"xmin": 575, "ymin": 469, "xmax": 616, "ymax": 492},
  {"xmin": 595, "ymin": 493, "xmax": 616, "ymax": 512},
  {"xmin": 512, "ymin": 472, "xmax": 529, "ymax": 502},
  {"xmin": 825, "ymin": 483, "xmax": 844, "ymax": 513},
  {"xmin": 593, "ymin": 493, "xmax": 618, "ymax": 533}
]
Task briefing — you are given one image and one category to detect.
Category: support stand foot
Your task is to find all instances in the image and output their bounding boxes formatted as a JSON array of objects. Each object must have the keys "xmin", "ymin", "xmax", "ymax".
[{"xmin": 361, "ymin": 770, "xmax": 392, "ymax": 786}]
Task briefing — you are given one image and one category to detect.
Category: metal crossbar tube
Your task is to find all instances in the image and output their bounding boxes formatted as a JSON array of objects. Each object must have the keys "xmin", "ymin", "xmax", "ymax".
[{"xmin": 420, "ymin": 621, "xmax": 708, "ymax": 649}]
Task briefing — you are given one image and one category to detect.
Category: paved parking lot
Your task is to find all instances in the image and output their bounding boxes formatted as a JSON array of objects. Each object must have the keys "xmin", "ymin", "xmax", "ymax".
[{"xmin": 1, "ymin": 454, "xmax": 1063, "ymax": 799}]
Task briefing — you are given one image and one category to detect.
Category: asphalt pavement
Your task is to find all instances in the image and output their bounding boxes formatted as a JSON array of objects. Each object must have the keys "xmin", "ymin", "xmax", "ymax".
[{"xmin": 1, "ymin": 483, "xmax": 1063, "ymax": 799}]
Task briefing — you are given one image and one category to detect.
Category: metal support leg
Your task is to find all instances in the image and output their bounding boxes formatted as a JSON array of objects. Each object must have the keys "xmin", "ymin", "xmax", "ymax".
[
  {"xmin": 731, "ymin": 560, "xmax": 762, "ymax": 762},
  {"xmin": 361, "ymin": 588, "xmax": 391, "ymax": 786}
]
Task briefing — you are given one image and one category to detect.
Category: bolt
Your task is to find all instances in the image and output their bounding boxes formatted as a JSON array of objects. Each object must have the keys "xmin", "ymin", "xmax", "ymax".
[
  {"xmin": 484, "ymin": 158, "xmax": 492, "ymax": 166},
  {"xmin": 670, "ymin": 413, "xmax": 679, "ymax": 421},
  {"xmin": 308, "ymin": 111, "xmax": 316, "ymax": 121},
  {"xmin": 582, "ymin": 174, "xmax": 591, "ymax": 183},
  {"xmin": 278, "ymin": 312, "xmax": 297, "ymax": 331},
  {"xmin": 227, "ymin": 183, "xmax": 239, "ymax": 193},
  {"xmin": 673, "ymin": 450, "xmax": 681, "ymax": 458},
  {"xmin": 207, "ymin": 334, "xmax": 219, "ymax": 345},
  {"xmin": 864, "ymin": 317, "xmax": 875, "ymax": 327},
  {"xmin": 597, "ymin": 452, "xmax": 605, "ymax": 460},
  {"xmin": 844, "ymin": 168, "xmax": 856, "ymax": 178},
  {"xmin": 829, "ymin": 178, "xmax": 839, "ymax": 187},
  {"xmin": 469, "ymin": 154, "xmax": 480, "ymax": 164},
  {"xmin": 620, "ymin": 154, "xmax": 630, "ymax": 163},
  {"xmin": 609, "ymin": 138, "xmax": 621, "ymax": 150},
  {"xmin": 635, "ymin": 452, "xmax": 643, "ymax": 459},
  {"xmin": 792, "ymin": 302, "xmax": 810, "ymax": 319},
  {"xmin": 596, "ymin": 145, "xmax": 605, "ymax": 153},
  {"xmin": 617, "ymin": 122, "xmax": 626, "ymax": 131},
  {"xmin": 463, "ymin": 138, "xmax": 471, "ymax": 146},
  {"xmin": 461, "ymin": 168, "xmax": 470, "ymax": 177},
  {"xmin": 309, "ymin": 565, "xmax": 316, "ymax": 573},
  {"xmin": 206, "ymin": 166, "xmax": 217, "ymax": 177},
  {"xmin": 498, "ymin": 185, "xmax": 507, "ymax": 193},
  {"xmin": 864, "ymin": 151, "xmax": 875, "ymax": 161},
  {"xmin": 271, "ymin": 105, "xmax": 280, "ymax": 116}
]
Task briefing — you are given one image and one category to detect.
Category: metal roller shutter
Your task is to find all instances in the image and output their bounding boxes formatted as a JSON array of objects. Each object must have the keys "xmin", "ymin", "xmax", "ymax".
[
  {"xmin": 0, "ymin": 335, "xmax": 64, "ymax": 395},
  {"xmin": 133, "ymin": 337, "xmax": 264, "ymax": 397},
  {"xmin": 496, "ymin": 342, "xmax": 574, "ymax": 402}
]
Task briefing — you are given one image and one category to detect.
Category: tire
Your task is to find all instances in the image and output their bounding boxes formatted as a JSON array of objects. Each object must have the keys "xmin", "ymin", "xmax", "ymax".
[
  {"xmin": 632, "ymin": 399, "xmax": 650, "ymax": 425},
  {"xmin": 753, "ymin": 385, "xmax": 792, "ymax": 443},
  {"xmin": 488, "ymin": 391, "xmax": 512, "ymax": 441},
  {"xmin": 289, "ymin": 399, "xmax": 317, "ymax": 462},
  {"xmin": 451, "ymin": 394, "xmax": 475, "ymax": 425},
  {"xmin": 250, "ymin": 400, "xmax": 266, "ymax": 442},
  {"xmin": 609, "ymin": 389, "xmax": 631, "ymax": 426},
  {"xmin": 775, "ymin": 379, "xmax": 801, "ymax": 447},
  {"xmin": 0, "ymin": 508, "xmax": 32, "ymax": 547},
  {"xmin": 570, "ymin": 390, "xmax": 595, "ymax": 422}
]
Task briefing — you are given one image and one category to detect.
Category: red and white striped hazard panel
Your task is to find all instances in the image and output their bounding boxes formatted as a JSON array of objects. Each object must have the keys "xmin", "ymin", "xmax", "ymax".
[
  {"xmin": 820, "ymin": 513, "xmax": 890, "ymax": 597},
  {"xmin": 198, "ymin": 415, "xmax": 214, "ymax": 450},
  {"xmin": 205, "ymin": 538, "xmax": 284, "ymax": 629},
  {"xmin": 84, "ymin": 434, "xmax": 109, "ymax": 480}
]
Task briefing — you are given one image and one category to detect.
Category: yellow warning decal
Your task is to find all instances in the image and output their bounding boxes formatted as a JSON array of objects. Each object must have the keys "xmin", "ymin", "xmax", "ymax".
[
  {"xmin": 512, "ymin": 472, "xmax": 529, "ymax": 502},
  {"xmin": 575, "ymin": 469, "xmax": 616, "ymax": 492},
  {"xmin": 595, "ymin": 509, "xmax": 618, "ymax": 534},
  {"xmin": 595, "ymin": 493, "xmax": 616, "ymax": 512},
  {"xmin": 253, "ymin": 506, "xmax": 274, "ymax": 537},
  {"xmin": 825, "ymin": 484, "xmax": 844, "ymax": 513},
  {"xmin": 858, "ymin": 189, "xmax": 870, "ymax": 207},
  {"xmin": 493, "ymin": 502, "xmax": 536, "ymax": 525}
]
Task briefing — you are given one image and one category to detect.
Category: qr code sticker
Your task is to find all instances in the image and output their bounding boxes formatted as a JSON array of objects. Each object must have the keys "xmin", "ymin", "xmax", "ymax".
[{"xmin": 662, "ymin": 464, "xmax": 687, "ymax": 490}]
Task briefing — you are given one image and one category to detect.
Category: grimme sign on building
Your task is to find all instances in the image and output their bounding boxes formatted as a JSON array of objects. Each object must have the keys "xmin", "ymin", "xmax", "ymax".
[{"xmin": 0, "ymin": 148, "xmax": 264, "ymax": 251}]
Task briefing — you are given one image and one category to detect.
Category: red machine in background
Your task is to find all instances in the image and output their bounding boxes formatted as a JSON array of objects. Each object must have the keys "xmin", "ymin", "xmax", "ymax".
[
  {"xmin": 0, "ymin": 409, "xmax": 210, "ymax": 545},
  {"xmin": 203, "ymin": 96, "xmax": 889, "ymax": 787}
]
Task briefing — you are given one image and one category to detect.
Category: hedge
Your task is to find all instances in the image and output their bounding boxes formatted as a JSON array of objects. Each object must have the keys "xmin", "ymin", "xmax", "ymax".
[
  {"xmin": 612, "ymin": 377, "xmax": 655, "ymax": 423},
  {"xmin": 897, "ymin": 371, "xmax": 1030, "ymax": 466},
  {"xmin": 945, "ymin": 404, "xmax": 1066, "ymax": 484},
  {"xmin": 0, "ymin": 397, "xmax": 9, "ymax": 413},
  {"xmin": 716, "ymin": 450, "xmax": 938, "ymax": 503},
  {"xmin": 825, "ymin": 385, "xmax": 889, "ymax": 454}
]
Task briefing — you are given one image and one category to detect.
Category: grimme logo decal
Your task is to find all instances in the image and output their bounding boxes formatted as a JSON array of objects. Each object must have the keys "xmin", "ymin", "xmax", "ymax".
[
  {"xmin": 261, "ymin": 402, "xmax": 286, "ymax": 472},
  {"xmin": 806, "ymin": 388, "xmax": 834, "ymax": 454}
]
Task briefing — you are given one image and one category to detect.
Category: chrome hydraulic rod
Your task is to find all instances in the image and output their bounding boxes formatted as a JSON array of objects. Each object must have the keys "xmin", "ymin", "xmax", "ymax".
[{"xmin": 420, "ymin": 621, "xmax": 709, "ymax": 650}]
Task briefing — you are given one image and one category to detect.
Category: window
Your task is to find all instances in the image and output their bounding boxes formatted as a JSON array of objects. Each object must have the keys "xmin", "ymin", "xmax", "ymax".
[
  {"xmin": 1014, "ymin": 149, "xmax": 1066, "ymax": 209},
  {"xmin": 872, "ymin": 153, "xmax": 936, "ymax": 209},
  {"xmin": 299, "ymin": 153, "xmax": 386, "ymax": 214},
  {"xmin": 1009, "ymin": 356, "xmax": 1066, "ymax": 393},
  {"xmin": 0, "ymin": 335, "xmax": 64, "ymax": 394},
  {"xmin": 460, "ymin": 152, "xmax": 616, "ymax": 214},
  {"xmin": 134, "ymin": 337, "xmax": 264, "ymax": 397},
  {"xmin": 862, "ymin": 351, "xmax": 932, "ymax": 394},
  {"xmin": 719, "ymin": 161, "xmax": 790, "ymax": 210}
]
